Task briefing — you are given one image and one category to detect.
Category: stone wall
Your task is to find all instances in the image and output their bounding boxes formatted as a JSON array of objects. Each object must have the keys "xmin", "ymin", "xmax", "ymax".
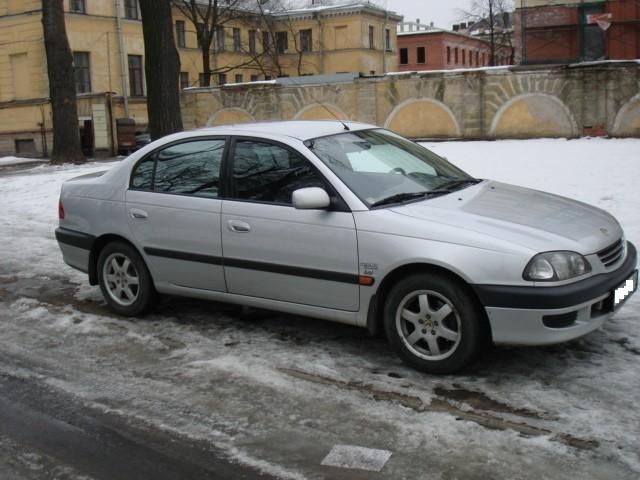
[{"xmin": 181, "ymin": 62, "xmax": 640, "ymax": 139}]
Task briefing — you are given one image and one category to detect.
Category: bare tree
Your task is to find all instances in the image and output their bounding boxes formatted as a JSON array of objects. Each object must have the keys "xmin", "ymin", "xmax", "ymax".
[
  {"xmin": 457, "ymin": 0, "xmax": 514, "ymax": 66},
  {"xmin": 139, "ymin": 0, "xmax": 183, "ymax": 139},
  {"xmin": 41, "ymin": 0, "xmax": 84, "ymax": 164},
  {"xmin": 173, "ymin": 0, "xmax": 254, "ymax": 86}
]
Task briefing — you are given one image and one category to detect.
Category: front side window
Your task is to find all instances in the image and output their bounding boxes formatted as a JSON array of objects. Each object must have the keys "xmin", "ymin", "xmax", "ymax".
[
  {"xmin": 231, "ymin": 140, "xmax": 325, "ymax": 204},
  {"xmin": 73, "ymin": 51, "xmax": 91, "ymax": 93},
  {"xmin": 131, "ymin": 139, "xmax": 225, "ymax": 198},
  {"xmin": 306, "ymin": 129, "xmax": 473, "ymax": 207}
]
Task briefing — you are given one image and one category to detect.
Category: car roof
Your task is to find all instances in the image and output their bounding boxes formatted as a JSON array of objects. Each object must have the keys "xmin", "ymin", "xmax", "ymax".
[{"xmin": 195, "ymin": 120, "xmax": 377, "ymax": 141}]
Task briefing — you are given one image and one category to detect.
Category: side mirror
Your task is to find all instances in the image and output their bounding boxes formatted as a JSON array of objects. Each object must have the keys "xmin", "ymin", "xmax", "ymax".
[{"xmin": 292, "ymin": 187, "xmax": 331, "ymax": 210}]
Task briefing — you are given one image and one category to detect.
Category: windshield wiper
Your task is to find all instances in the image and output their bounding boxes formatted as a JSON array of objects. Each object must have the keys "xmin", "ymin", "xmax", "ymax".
[
  {"xmin": 436, "ymin": 178, "xmax": 482, "ymax": 191},
  {"xmin": 371, "ymin": 191, "xmax": 444, "ymax": 208}
]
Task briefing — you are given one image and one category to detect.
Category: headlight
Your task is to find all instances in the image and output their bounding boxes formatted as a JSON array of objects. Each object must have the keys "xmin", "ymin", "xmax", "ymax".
[{"xmin": 523, "ymin": 251, "xmax": 592, "ymax": 281}]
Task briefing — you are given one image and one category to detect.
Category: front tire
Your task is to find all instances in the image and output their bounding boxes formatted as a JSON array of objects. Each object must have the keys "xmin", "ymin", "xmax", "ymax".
[
  {"xmin": 384, "ymin": 273, "xmax": 485, "ymax": 374},
  {"xmin": 97, "ymin": 241, "xmax": 155, "ymax": 316}
]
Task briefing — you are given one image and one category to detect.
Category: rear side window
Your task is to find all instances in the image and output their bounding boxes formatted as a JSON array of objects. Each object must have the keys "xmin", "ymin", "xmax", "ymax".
[
  {"xmin": 130, "ymin": 139, "xmax": 225, "ymax": 198},
  {"xmin": 231, "ymin": 140, "xmax": 325, "ymax": 204}
]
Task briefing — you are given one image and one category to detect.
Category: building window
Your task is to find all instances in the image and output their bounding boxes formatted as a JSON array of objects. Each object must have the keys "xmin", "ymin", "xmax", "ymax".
[
  {"xmin": 73, "ymin": 52, "xmax": 91, "ymax": 94},
  {"xmin": 215, "ymin": 26, "xmax": 225, "ymax": 52},
  {"xmin": 250, "ymin": 74, "xmax": 259, "ymax": 82},
  {"xmin": 368, "ymin": 25, "xmax": 375, "ymax": 49},
  {"xmin": 235, "ymin": 73, "xmax": 243, "ymax": 83},
  {"xmin": 454, "ymin": 47, "xmax": 458, "ymax": 64},
  {"xmin": 175, "ymin": 20, "xmax": 186, "ymax": 48},
  {"xmin": 462, "ymin": 49, "xmax": 466, "ymax": 65},
  {"xmin": 128, "ymin": 54, "xmax": 144, "ymax": 96},
  {"xmin": 385, "ymin": 28, "xmax": 391, "ymax": 51},
  {"xmin": 447, "ymin": 46, "xmax": 451, "ymax": 64},
  {"xmin": 262, "ymin": 31, "xmax": 270, "ymax": 52},
  {"xmin": 476, "ymin": 51, "xmax": 480, "ymax": 66},
  {"xmin": 180, "ymin": 72, "xmax": 189, "ymax": 89},
  {"xmin": 300, "ymin": 29, "xmax": 312, "ymax": 53},
  {"xmin": 248, "ymin": 30, "xmax": 256, "ymax": 54},
  {"xmin": 196, "ymin": 23, "xmax": 205, "ymax": 48},
  {"xmin": 233, "ymin": 28, "xmax": 241, "ymax": 52},
  {"xmin": 199, "ymin": 73, "xmax": 209, "ymax": 86},
  {"xmin": 124, "ymin": 0, "xmax": 139, "ymax": 20},
  {"xmin": 417, "ymin": 47, "xmax": 426, "ymax": 64},
  {"xmin": 276, "ymin": 31, "xmax": 288, "ymax": 54},
  {"xmin": 399, "ymin": 48, "xmax": 408, "ymax": 65},
  {"xmin": 218, "ymin": 73, "xmax": 227, "ymax": 85},
  {"xmin": 70, "ymin": 0, "xmax": 85, "ymax": 13}
]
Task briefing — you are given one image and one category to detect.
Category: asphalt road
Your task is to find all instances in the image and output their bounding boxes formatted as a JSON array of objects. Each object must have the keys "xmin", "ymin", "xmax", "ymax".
[{"xmin": 0, "ymin": 371, "xmax": 274, "ymax": 480}]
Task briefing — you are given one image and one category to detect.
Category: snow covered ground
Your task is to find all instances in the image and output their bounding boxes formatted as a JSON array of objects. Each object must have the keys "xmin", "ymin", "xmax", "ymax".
[
  {"xmin": 0, "ymin": 138, "xmax": 639, "ymax": 479},
  {"xmin": 0, "ymin": 156, "xmax": 47, "ymax": 167}
]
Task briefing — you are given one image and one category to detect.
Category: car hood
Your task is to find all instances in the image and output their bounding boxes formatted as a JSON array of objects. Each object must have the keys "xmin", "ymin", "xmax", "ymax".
[{"xmin": 389, "ymin": 181, "xmax": 622, "ymax": 254}]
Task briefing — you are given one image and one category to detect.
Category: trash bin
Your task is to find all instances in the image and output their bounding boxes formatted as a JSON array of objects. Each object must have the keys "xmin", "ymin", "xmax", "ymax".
[{"xmin": 116, "ymin": 118, "xmax": 137, "ymax": 155}]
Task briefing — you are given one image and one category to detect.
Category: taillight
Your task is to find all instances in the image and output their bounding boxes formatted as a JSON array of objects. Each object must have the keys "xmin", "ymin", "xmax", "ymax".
[{"xmin": 58, "ymin": 199, "xmax": 65, "ymax": 219}]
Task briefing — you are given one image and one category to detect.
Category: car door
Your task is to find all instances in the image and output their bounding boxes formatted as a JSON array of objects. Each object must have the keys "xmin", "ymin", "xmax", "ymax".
[
  {"xmin": 221, "ymin": 137, "xmax": 360, "ymax": 311},
  {"xmin": 126, "ymin": 137, "xmax": 227, "ymax": 292}
]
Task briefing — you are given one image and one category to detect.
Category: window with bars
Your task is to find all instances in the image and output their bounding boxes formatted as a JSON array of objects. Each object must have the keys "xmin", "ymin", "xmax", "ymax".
[
  {"xmin": 73, "ymin": 52, "xmax": 91, "ymax": 93},
  {"xmin": 176, "ymin": 21, "xmax": 186, "ymax": 48},
  {"xmin": 124, "ymin": 0, "xmax": 139, "ymax": 19},
  {"xmin": 70, "ymin": 0, "xmax": 85, "ymax": 13},
  {"xmin": 128, "ymin": 55, "xmax": 144, "ymax": 96}
]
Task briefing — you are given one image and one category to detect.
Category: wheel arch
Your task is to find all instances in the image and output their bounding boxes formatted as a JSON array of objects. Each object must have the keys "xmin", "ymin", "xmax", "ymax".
[
  {"xmin": 88, "ymin": 234, "xmax": 144, "ymax": 285},
  {"xmin": 367, "ymin": 262, "xmax": 492, "ymax": 342}
]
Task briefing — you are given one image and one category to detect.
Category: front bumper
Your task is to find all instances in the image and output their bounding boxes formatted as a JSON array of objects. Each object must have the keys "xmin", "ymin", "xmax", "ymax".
[{"xmin": 475, "ymin": 242, "xmax": 637, "ymax": 345}]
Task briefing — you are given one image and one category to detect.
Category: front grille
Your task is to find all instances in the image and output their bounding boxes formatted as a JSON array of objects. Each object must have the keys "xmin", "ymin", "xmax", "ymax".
[
  {"xmin": 543, "ymin": 311, "xmax": 578, "ymax": 329},
  {"xmin": 597, "ymin": 238, "xmax": 625, "ymax": 268}
]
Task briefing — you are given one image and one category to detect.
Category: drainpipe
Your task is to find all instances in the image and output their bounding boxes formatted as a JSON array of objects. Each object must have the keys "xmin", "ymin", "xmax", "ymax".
[{"xmin": 115, "ymin": 0, "xmax": 129, "ymax": 117}]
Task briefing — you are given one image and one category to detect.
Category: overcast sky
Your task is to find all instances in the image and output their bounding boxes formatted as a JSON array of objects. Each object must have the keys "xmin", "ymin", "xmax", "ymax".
[{"xmin": 380, "ymin": 0, "xmax": 472, "ymax": 29}]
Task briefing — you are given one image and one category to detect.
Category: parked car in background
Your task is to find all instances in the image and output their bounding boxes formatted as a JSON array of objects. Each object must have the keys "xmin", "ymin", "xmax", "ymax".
[{"xmin": 55, "ymin": 121, "xmax": 637, "ymax": 373}]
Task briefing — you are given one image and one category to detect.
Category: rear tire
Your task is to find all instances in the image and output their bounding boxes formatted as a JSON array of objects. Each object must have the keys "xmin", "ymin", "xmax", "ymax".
[
  {"xmin": 383, "ymin": 273, "xmax": 485, "ymax": 374},
  {"xmin": 97, "ymin": 241, "xmax": 155, "ymax": 316}
]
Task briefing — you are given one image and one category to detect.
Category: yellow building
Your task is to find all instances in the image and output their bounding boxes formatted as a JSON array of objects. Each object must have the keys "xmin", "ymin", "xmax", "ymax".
[{"xmin": 0, "ymin": 0, "xmax": 401, "ymax": 156}]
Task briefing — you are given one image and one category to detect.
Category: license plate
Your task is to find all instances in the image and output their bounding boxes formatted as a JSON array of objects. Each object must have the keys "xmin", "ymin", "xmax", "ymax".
[{"xmin": 614, "ymin": 270, "xmax": 638, "ymax": 309}]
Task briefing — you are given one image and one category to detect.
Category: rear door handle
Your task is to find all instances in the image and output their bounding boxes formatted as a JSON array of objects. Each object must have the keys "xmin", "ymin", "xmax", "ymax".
[
  {"xmin": 129, "ymin": 208, "xmax": 148, "ymax": 219},
  {"xmin": 227, "ymin": 220, "xmax": 251, "ymax": 233}
]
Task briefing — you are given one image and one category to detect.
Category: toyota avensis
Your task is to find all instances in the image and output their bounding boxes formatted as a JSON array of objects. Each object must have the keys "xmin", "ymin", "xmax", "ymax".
[{"xmin": 55, "ymin": 121, "xmax": 637, "ymax": 374}]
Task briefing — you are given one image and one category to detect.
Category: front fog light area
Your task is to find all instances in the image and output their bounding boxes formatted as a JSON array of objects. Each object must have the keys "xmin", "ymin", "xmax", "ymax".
[{"xmin": 524, "ymin": 251, "xmax": 591, "ymax": 281}]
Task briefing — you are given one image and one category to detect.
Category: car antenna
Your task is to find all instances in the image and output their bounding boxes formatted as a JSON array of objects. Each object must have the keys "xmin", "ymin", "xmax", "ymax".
[{"xmin": 282, "ymin": 75, "xmax": 350, "ymax": 131}]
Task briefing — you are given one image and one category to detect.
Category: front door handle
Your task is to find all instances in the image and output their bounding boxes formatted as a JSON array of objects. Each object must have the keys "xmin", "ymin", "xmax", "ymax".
[
  {"xmin": 129, "ymin": 208, "xmax": 148, "ymax": 219},
  {"xmin": 227, "ymin": 220, "xmax": 251, "ymax": 233}
]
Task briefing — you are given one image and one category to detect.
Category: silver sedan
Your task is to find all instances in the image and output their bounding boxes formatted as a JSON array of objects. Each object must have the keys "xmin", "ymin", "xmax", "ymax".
[{"xmin": 55, "ymin": 121, "xmax": 638, "ymax": 373}]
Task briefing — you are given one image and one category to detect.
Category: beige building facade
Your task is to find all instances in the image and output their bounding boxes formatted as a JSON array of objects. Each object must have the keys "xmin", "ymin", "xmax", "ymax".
[{"xmin": 0, "ymin": 0, "xmax": 401, "ymax": 156}]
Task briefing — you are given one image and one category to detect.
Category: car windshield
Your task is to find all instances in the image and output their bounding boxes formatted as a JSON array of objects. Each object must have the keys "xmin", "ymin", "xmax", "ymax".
[{"xmin": 305, "ymin": 129, "xmax": 476, "ymax": 208}]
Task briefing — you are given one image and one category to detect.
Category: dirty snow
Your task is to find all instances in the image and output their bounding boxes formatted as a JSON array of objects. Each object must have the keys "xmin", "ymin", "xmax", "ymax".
[
  {"xmin": 0, "ymin": 138, "xmax": 639, "ymax": 479},
  {"xmin": 0, "ymin": 156, "xmax": 46, "ymax": 167}
]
